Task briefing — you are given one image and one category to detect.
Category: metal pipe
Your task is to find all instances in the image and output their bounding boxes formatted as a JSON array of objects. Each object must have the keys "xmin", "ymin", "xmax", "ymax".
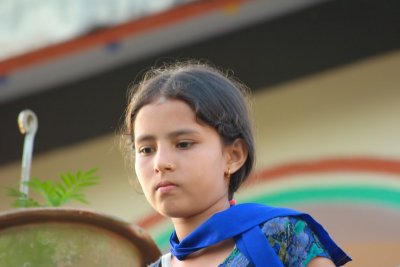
[{"xmin": 17, "ymin": 109, "xmax": 38, "ymax": 196}]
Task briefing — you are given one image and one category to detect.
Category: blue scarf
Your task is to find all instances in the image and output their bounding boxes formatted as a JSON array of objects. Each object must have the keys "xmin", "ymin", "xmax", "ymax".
[{"xmin": 170, "ymin": 203, "xmax": 350, "ymax": 267}]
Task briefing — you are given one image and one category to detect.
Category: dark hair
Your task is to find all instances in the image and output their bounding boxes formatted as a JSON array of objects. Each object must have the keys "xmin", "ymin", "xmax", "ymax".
[{"xmin": 122, "ymin": 61, "xmax": 255, "ymax": 199}]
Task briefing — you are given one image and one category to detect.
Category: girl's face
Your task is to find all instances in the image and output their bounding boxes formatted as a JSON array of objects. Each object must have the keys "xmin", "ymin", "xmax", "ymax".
[{"xmin": 133, "ymin": 98, "xmax": 231, "ymax": 220}]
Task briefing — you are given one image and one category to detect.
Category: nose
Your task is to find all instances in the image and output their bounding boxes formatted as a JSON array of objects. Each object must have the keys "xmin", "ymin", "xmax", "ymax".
[{"xmin": 154, "ymin": 145, "xmax": 175, "ymax": 173}]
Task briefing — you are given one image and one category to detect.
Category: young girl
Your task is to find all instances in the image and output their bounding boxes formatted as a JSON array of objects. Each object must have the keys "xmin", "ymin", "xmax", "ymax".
[{"xmin": 121, "ymin": 61, "xmax": 351, "ymax": 267}]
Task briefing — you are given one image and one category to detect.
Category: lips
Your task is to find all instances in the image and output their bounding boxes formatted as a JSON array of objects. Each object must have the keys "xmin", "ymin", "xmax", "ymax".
[{"xmin": 155, "ymin": 180, "xmax": 177, "ymax": 192}]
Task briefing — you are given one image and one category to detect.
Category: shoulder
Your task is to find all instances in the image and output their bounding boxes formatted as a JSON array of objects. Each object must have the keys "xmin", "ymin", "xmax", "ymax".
[
  {"xmin": 147, "ymin": 258, "xmax": 162, "ymax": 267},
  {"xmin": 260, "ymin": 216, "xmax": 331, "ymax": 266},
  {"xmin": 260, "ymin": 216, "xmax": 311, "ymax": 237}
]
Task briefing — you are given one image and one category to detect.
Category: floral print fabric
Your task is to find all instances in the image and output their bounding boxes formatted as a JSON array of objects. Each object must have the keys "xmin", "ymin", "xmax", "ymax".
[{"xmin": 221, "ymin": 216, "xmax": 331, "ymax": 267}]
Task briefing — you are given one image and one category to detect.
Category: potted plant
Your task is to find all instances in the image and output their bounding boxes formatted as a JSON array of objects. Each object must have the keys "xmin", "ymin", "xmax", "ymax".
[{"xmin": 0, "ymin": 110, "xmax": 160, "ymax": 266}]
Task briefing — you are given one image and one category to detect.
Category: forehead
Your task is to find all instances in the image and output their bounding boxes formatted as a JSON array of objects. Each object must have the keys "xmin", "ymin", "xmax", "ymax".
[
  {"xmin": 137, "ymin": 98, "xmax": 194, "ymax": 119},
  {"xmin": 134, "ymin": 99, "xmax": 198, "ymax": 136}
]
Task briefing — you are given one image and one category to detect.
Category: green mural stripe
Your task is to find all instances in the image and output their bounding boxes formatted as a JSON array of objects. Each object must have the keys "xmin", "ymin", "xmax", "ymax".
[
  {"xmin": 152, "ymin": 185, "xmax": 400, "ymax": 250},
  {"xmin": 241, "ymin": 186, "xmax": 400, "ymax": 208},
  {"xmin": 154, "ymin": 226, "xmax": 174, "ymax": 252}
]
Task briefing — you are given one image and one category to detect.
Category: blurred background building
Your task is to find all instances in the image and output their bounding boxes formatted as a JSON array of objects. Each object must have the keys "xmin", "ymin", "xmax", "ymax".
[{"xmin": 0, "ymin": 0, "xmax": 399, "ymax": 266}]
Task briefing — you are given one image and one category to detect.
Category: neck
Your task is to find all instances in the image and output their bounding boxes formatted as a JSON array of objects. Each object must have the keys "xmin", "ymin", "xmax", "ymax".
[{"xmin": 171, "ymin": 198, "xmax": 230, "ymax": 241}]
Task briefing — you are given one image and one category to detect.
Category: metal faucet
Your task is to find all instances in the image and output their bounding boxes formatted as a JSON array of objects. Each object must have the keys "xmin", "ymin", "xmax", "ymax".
[{"xmin": 17, "ymin": 109, "xmax": 38, "ymax": 196}]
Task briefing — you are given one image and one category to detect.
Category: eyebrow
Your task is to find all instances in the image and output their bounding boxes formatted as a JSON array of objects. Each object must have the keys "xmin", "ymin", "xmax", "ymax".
[{"xmin": 135, "ymin": 129, "xmax": 199, "ymax": 144}]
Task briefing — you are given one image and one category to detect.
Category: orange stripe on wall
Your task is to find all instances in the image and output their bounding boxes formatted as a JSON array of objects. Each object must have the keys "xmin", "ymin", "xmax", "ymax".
[
  {"xmin": 137, "ymin": 213, "xmax": 164, "ymax": 229},
  {"xmin": 249, "ymin": 157, "xmax": 400, "ymax": 184},
  {"xmin": 136, "ymin": 157, "xmax": 400, "ymax": 229},
  {"xmin": 0, "ymin": 0, "xmax": 248, "ymax": 75}
]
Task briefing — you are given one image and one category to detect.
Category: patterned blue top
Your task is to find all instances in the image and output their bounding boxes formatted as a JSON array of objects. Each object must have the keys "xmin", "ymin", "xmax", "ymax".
[
  {"xmin": 149, "ymin": 216, "xmax": 331, "ymax": 267},
  {"xmin": 221, "ymin": 217, "xmax": 331, "ymax": 267}
]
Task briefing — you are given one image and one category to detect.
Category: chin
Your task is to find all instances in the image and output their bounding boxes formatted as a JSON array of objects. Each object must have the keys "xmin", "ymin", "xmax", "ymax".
[
  {"xmin": 160, "ymin": 208, "xmax": 190, "ymax": 219},
  {"xmin": 158, "ymin": 204, "xmax": 195, "ymax": 219}
]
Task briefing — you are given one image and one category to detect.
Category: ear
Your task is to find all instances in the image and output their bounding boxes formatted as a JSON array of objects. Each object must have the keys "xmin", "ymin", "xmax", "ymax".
[{"xmin": 224, "ymin": 138, "xmax": 248, "ymax": 175}]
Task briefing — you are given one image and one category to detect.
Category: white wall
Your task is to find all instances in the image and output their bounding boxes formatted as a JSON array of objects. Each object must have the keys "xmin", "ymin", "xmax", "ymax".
[{"xmin": 253, "ymin": 49, "xmax": 400, "ymax": 168}]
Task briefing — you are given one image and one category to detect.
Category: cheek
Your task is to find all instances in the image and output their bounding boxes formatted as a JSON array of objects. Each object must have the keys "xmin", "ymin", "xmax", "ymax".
[
  {"xmin": 134, "ymin": 159, "xmax": 150, "ymax": 188},
  {"xmin": 197, "ymin": 153, "xmax": 226, "ymax": 182}
]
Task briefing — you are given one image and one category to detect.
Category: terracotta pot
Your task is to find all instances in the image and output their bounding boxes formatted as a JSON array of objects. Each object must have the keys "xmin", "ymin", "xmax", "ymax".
[{"xmin": 0, "ymin": 208, "xmax": 161, "ymax": 267}]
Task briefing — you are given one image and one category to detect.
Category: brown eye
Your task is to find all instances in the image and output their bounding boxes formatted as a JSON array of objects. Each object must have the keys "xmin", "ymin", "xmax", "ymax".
[
  {"xmin": 176, "ymin": 141, "xmax": 193, "ymax": 149},
  {"xmin": 138, "ymin": 146, "xmax": 154, "ymax": 154}
]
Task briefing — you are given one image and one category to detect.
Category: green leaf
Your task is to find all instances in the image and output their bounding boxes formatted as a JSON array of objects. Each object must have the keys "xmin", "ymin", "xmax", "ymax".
[
  {"xmin": 13, "ymin": 197, "xmax": 41, "ymax": 208},
  {"xmin": 6, "ymin": 168, "xmax": 100, "ymax": 208},
  {"xmin": 72, "ymin": 196, "xmax": 89, "ymax": 204},
  {"xmin": 5, "ymin": 187, "xmax": 41, "ymax": 208},
  {"xmin": 55, "ymin": 168, "xmax": 100, "ymax": 205},
  {"xmin": 6, "ymin": 187, "xmax": 23, "ymax": 198},
  {"xmin": 26, "ymin": 178, "xmax": 60, "ymax": 207}
]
